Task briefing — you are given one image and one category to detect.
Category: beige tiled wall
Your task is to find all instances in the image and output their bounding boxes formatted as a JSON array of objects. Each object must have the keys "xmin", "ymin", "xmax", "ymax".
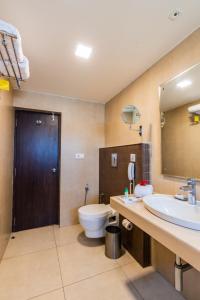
[
  {"xmin": 105, "ymin": 28, "xmax": 200, "ymax": 299},
  {"xmin": 0, "ymin": 86, "xmax": 14, "ymax": 260},
  {"xmin": 14, "ymin": 90, "xmax": 105, "ymax": 226}
]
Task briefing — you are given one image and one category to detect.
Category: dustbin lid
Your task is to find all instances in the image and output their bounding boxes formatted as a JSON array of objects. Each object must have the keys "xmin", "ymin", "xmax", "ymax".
[
  {"xmin": 79, "ymin": 204, "xmax": 111, "ymax": 218},
  {"xmin": 106, "ymin": 225, "xmax": 121, "ymax": 234}
]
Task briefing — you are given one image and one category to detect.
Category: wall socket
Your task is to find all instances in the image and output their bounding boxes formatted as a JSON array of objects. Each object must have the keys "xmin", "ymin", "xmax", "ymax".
[
  {"xmin": 111, "ymin": 153, "xmax": 118, "ymax": 167},
  {"xmin": 130, "ymin": 153, "xmax": 136, "ymax": 162},
  {"xmin": 75, "ymin": 153, "xmax": 85, "ymax": 159}
]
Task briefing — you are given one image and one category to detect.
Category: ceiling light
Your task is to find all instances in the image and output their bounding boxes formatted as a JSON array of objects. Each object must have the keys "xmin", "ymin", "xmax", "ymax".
[
  {"xmin": 176, "ymin": 80, "xmax": 192, "ymax": 88},
  {"xmin": 75, "ymin": 44, "xmax": 92, "ymax": 59}
]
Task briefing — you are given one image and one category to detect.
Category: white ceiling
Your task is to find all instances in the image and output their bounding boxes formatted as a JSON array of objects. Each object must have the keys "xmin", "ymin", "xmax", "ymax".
[
  {"xmin": 1, "ymin": 0, "xmax": 200, "ymax": 103},
  {"xmin": 160, "ymin": 63, "xmax": 200, "ymax": 111}
]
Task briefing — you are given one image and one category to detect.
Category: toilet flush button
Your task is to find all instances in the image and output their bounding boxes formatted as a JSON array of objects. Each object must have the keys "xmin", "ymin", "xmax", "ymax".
[{"xmin": 75, "ymin": 153, "xmax": 85, "ymax": 159}]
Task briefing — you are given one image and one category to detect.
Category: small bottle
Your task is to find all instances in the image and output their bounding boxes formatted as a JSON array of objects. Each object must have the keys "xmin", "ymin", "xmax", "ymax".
[{"xmin": 124, "ymin": 187, "xmax": 129, "ymax": 203}]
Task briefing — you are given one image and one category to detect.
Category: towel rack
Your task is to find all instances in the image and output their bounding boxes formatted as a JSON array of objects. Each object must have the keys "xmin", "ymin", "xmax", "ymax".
[{"xmin": 0, "ymin": 30, "xmax": 23, "ymax": 88}]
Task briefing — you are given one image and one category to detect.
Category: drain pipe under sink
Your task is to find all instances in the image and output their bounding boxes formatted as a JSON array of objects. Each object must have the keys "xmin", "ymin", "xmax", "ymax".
[{"xmin": 174, "ymin": 255, "xmax": 192, "ymax": 291}]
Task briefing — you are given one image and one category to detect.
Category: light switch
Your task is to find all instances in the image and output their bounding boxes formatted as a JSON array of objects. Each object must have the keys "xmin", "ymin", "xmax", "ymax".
[
  {"xmin": 130, "ymin": 154, "xmax": 136, "ymax": 162},
  {"xmin": 75, "ymin": 153, "xmax": 85, "ymax": 159}
]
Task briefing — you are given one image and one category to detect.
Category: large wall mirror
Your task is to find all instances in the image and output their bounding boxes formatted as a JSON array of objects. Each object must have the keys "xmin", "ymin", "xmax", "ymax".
[{"xmin": 160, "ymin": 63, "xmax": 200, "ymax": 179}]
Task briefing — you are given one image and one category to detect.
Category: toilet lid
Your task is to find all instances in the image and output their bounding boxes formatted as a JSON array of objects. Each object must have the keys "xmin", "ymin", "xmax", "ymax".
[{"xmin": 79, "ymin": 204, "xmax": 111, "ymax": 218}]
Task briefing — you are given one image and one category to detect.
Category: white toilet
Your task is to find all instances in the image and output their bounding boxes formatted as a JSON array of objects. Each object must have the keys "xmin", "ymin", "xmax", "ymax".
[{"xmin": 78, "ymin": 204, "xmax": 118, "ymax": 238}]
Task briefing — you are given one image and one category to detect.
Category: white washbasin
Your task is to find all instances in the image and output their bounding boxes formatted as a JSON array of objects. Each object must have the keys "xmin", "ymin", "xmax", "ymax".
[{"xmin": 143, "ymin": 194, "xmax": 200, "ymax": 230}]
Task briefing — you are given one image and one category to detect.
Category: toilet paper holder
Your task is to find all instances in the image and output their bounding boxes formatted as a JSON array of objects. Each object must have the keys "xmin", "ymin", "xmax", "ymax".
[{"xmin": 122, "ymin": 219, "xmax": 133, "ymax": 231}]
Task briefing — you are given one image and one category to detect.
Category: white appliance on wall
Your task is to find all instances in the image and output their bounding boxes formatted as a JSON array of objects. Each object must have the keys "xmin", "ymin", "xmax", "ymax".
[{"xmin": 128, "ymin": 162, "xmax": 135, "ymax": 194}]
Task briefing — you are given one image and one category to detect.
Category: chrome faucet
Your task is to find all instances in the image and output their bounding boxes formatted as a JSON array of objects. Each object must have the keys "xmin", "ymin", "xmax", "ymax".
[{"xmin": 180, "ymin": 178, "xmax": 196, "ymax": 205}]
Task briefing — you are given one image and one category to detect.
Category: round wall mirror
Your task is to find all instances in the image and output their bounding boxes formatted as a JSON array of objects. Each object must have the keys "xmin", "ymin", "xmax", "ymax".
[{"xmin": 121, "ymin": 105, "xmax": 141, "ymax": 125}]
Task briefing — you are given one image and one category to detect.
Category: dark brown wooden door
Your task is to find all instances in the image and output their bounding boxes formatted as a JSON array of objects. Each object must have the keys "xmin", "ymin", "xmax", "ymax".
[{"xmin": 13, "ymin": 110, "xmax": 60, "ymax": 231}]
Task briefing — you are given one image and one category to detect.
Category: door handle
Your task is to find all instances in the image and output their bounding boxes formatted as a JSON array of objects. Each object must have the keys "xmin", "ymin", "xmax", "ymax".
[{"xmin": 52, "ymin": 168, "xmax": 57, "ymax": 173}]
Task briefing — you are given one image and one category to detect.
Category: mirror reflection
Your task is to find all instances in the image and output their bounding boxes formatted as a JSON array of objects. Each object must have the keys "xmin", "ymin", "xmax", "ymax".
[
  {"xmin": 121, "ymin": 105, "xmax": 141, "ymax": 126},
  {"xmin": 160, "ymin": 64, "xmax": 200, "ymax": 179}
]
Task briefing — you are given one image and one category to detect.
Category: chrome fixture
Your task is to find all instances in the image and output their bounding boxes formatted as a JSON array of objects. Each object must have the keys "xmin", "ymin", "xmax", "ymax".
[
  {"xmin": 99, "ymin": 192, "xmax": 105, "ymax": 204},
  {"xmin": 174, "ymin": 255, "xmax": 192, "ymax": 292},
  {"xmin": 0, "ymin": 30, "xmax": 23, "ymax": 88},
  {"xmin": 84, "ymin": 184, "xmax": 89, "ymax": 206},
  {"xmin": 51, "ymin": 112, "xmax": 55, "ymax": 121},
  {"xmin": 180, "ymin": 178, "xmax": 196, "ymax": 205},
  {"xmin": 36, "ymin": 120, "xmax": 42, "ymax": 125},
  {"xmin": 160, "ymin": 112, "xmax": 165, "ymax": 128}
]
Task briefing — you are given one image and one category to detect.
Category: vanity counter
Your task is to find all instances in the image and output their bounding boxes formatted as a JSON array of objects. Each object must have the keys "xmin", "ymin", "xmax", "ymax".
[{"xmin": 110, "ymin": 196, "xmax": 200, "ymax": 271}]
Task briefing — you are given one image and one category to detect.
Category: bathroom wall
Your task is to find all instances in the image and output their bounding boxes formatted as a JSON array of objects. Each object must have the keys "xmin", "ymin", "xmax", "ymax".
[
  {"xmin": 105, "ymin": 28, "xmax": 200, "ymax": 299},
  {"xmin": 0, "ymin": 85, "xmax": 14, "ymax": 260},
  {"xmin": 14, "ymin": 90, "xmax": 105, "ymax": 226}
]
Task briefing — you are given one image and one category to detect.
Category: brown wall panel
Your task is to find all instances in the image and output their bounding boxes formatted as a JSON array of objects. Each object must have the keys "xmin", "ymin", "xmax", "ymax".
[{"xmin": 99, "ymin": 143, "xmax": 151, "ymax": 267}]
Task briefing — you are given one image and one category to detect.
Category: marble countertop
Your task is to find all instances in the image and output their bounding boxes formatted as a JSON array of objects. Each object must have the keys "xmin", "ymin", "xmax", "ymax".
[{"xmin": 110, "ymin": 196, "xmax": 200, "ymax": 271}]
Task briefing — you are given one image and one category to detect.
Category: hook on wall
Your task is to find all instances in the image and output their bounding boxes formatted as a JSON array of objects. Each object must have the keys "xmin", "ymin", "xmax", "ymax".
[
  {"xmin": 51, "ymin": 112, "xmax": 55, "ymax": 121},
  {"xmin": 129, "ymin": 124, "xmax": 143, "ymax": 136}
]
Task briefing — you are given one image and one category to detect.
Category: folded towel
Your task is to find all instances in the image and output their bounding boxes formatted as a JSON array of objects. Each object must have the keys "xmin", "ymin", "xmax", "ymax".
[
  {"xmin": 0, "ymin": 19, "xmax": 24, "ymax": 63},
  {"xmin": 134, "ymin": 184, "xmax": 153, "ymax": 198},
  {"xmin": 0, "ymin": 56, "xmax": 30, "ymax": 80}
]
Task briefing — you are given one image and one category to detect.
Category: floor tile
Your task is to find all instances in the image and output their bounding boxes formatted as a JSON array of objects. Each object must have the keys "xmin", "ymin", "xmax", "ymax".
[
  {"xmin": 0, "ymin": 248, "xmax": 62, "ymax": 300},
  {"xmin": 122, "ymin": 262, "xmax": 185, "ymax": 300},
  {"xmin": 64, "ymin": 268, "xmax": 142, "ymax": 300},
  {"xmin": 0, "ymin": 225, "xmax": 187, "ymax": 300},
  {"xmin": 4, "ymin": 226, "xmax": 56, "ymax": 259},
  {"xmin": 116, "ymin": 249, "xmax": 135, "ymax": 266},
  {"xmin": 30, "ymin": 288, "xmax": 65, "ymax": 300},
  {"xmin": 58, "ymin": 242, "xmax": 118, "ymax": 285},
  {"xmin": 54, "ymin": 224, "xmax": 83, "ymax": 247}
]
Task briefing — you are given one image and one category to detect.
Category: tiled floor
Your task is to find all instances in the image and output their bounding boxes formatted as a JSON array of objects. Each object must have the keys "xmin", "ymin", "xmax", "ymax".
[{"xmin": 0, "ymin": 224, "xmax": 185, "ymax": 300}]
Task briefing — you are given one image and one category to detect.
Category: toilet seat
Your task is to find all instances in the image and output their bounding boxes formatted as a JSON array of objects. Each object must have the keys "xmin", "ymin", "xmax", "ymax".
[{"xmin": 78, "ymin": 204, "xmax": 111, "ymax": 219}]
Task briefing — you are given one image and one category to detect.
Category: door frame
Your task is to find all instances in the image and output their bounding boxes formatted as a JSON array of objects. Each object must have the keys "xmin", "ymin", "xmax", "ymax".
[{"xmin": 12, "ymin": 108, "xmax": 61, "ymax": 231}]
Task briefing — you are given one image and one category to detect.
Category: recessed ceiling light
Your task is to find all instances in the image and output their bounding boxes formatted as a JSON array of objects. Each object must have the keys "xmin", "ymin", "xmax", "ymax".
[
  {"xmin": 75, "ymin": 44, "xmax": 92, "ymax": 59},
  {"xmin": 168, "ymin": 9, "xmax": 182, "ymax": 21},
  {"xmin": 176, "ymin": 80, "xmax": 192, "ymax": 88}
]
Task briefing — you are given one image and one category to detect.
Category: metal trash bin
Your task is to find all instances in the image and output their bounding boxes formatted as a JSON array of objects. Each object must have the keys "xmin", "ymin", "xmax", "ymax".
[{"xmin": 105, "ymin": 225, "xmax": 121, "ymax": 259}]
